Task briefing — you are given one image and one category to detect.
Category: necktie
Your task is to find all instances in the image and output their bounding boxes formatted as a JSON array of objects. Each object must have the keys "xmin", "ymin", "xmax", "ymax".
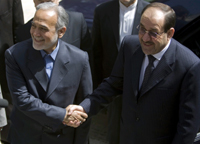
[
  {"xmin": 44, "ymin": 54, "xmax": 54, "ymax": 79},
  {"xmin": 140, "ymin": 55, "xmax": 156, "ymax": 92}
]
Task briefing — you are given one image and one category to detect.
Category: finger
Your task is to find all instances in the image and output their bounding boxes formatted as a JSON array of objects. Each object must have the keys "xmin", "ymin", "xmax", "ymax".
[
  {"xmin": 66, "ymin": 105, "xmax": 74, "ymax": 115},
  {"xmin": 67, "ymin": 105, "xmax": 84, "ymax": 115},
  {"xmin": 68, "ymin": 120, "xmax": 80, "ymax": 128},
  {"xmin": 73, "ymin": 111, "xmax": 88, "ymax": 122},
  {"xmin": 79, "ymin": 111, "xmax": 88, "ymax": 119}
]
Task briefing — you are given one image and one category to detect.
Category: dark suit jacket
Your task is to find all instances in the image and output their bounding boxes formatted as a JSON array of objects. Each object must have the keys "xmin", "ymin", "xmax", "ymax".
[
  {"xmin": 0, "ymin": 0, "xmax": 24, "ymax": 102},
  {"xmin": 81, "ymin": 35, "xmax": 200, "ymax": 144},
  {"xmin": 16, "ymin": 11, "xmax": 91, "ymax": 52},
  {"xmin": 92, "ymin": 0, "xmax": 149, "ymax": 87},
  {"xmin": 0, "ymin": 0, "xmax": 24, "ymax": 142},
  {"xmin": 5, "ymin": 39, "xmax": 92, "ymax": 144}
]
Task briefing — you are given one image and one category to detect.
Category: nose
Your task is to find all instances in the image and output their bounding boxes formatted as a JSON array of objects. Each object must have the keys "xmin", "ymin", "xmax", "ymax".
[{"xmin": 142, "ymin": 32, "xmax": 151, "ymax": 42}]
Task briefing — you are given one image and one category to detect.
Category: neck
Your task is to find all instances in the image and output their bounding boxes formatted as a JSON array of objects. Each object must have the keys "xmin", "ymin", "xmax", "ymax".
[{"xmin": 120, "ymin": 0, "xmax": 136, "ymax": 7}]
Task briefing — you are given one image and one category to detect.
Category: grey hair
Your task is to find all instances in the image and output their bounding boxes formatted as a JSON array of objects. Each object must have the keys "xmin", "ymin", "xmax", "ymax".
[{"xmin": 36, "ymin": 2, "xmax": 69, "ymax": 30}]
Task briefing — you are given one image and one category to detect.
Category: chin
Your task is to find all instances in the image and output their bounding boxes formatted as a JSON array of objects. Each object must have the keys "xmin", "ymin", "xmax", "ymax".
[{"xmin": 32, "ymin": 43, "xmax": 43, "ymax": 51}]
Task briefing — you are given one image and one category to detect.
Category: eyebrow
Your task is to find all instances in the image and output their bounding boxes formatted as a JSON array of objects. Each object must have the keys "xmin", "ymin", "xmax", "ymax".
[
  {"xmin": 140, "ymin": 23, "xmax": 159, "ymax": 32},
  {"xmin": 31, "ymin": 21, "xmax": 48, "ymax": 29}
]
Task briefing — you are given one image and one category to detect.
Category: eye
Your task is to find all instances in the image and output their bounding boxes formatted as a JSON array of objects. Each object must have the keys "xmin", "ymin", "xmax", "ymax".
[
  {"xmin": 38, "ymin": 26, "xmax": 48, "ymax": 32},
  {"xmin": 149, "ymin": 31, "xmax": 158, "ymax": 38},
  {"xmin": 140, "ymin": 26, "xmax": 146, "ymax": 34},
  {"xmin": 31, "ymin": 24, "xmax": 36, "ymax": 29}
]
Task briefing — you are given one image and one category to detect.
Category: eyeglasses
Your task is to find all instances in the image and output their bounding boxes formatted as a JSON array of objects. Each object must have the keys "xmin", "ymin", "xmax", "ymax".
[{"xmin": 137, "ymin": 25, "xmax": 164, "ymax": 39}]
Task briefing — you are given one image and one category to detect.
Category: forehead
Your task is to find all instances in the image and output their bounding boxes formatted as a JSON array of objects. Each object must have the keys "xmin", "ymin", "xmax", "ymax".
[
  {"xmin": 33, "ymin": 9, "xmax": 57, "ymax": 27},
  {"xmin": 141, "ymin": 8, "xmax": 165, "ymax": 30}
]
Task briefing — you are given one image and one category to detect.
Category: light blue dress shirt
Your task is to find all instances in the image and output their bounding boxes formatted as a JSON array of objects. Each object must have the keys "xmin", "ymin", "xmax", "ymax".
[{"xmin": 40, "ymin": 40, "xmax": 60, "ymax": 79}]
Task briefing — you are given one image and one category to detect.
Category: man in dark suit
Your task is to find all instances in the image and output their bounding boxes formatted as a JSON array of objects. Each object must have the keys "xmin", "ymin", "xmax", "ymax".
[
  {"xmin": 16, "ymin": 0, "xmax": 91, "ymax": 53},
  {"xmin": 5, "ymin": 2, "xmax": 92, "ymax": 144},
  {"xmin": 67, "ymin": 2, "xmax": 200, "ymax": 144},
  {"xmin": 0, "ymin": 0, "xmax": 24, "ymax": 143},
  {"xmin": 91, "ymin": 0, "xmax": 149, "ymax": 143},
  {"xmin": 92, "ymin": 0, "xmax": 149, "ymax": 88}
]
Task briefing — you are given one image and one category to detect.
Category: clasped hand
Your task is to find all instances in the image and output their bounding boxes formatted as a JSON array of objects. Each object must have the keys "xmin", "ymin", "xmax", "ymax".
[{"xmin": 63, "ymin": 105, "xmax": 87, "ymax": 128}]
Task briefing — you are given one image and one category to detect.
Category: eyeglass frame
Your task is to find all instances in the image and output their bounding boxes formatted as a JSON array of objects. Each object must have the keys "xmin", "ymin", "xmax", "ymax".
[{"xmin": 137, "ymin": 25, "xmax": 165, "ymax": 39}]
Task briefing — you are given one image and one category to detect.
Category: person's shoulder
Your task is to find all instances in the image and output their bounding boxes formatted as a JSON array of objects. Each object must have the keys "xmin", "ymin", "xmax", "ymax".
[
  {"xmin": 172, "ymin": 38, "xmax": 200, "ymax": 63},
  {"xmin": 123, "ymin": 35, "xmax": 140, "ymax": 44},
  {"xmin": 120, "ymin": 35, "xmax": 140, "ymax": 53},
  {"xmin": 59, "ymin": 39, "xmax": 87, "ymax": 55},
  {"xmin": 66, "ymin": 10, "xmax": 84, "ymax": 18},
  {"xmin": 8, "ymin": 39, "xmax": 32, "ymax": 53},
  {"xmin": 139, "ymin": 0, "xmax": 150, "ymax": 5},
  {"xmin": 95, "ymin": 0, "xmax": 118, "ymax": 12}
]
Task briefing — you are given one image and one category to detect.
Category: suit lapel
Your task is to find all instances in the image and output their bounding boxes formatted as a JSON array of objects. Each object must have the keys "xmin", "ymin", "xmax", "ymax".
[
  {"xmin": 27, "ymin": 43, "xmax": 49, "ymax": 91},
  {"xmin": 139, "ymin": 40, "xmax": 176, "ymax": 96},
  {"xmin": 109, "ymin": 1, "xmax": 120, "ymax": 50},
  {"xmin": 131, "ymin": 47, "xmax": 144, "ymax": 99},
  {"xmin": 132, "ymin": 0, "xmax": 144, "ymax": 34},
  {"xmin": 46, "ymin": 41, "xmax": 69, "ymax": 99}
]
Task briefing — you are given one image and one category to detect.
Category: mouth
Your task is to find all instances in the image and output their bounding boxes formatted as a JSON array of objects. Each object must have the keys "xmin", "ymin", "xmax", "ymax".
[
  {"xmin": 142, "ymin": 41, "xmax": 154, "ymax": 47},
  {"xmin": 33, "ymin": 37, "xmax": 44, "ymax": 43}
]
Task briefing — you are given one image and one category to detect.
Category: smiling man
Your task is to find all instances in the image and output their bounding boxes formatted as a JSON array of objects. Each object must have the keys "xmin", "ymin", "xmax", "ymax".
[
  {"xmin": 68, "ymin": 2, "xmax": 200, "ymax": 144},
  {"xmin": 5, "ymin": 2, "xmax": 92, "ymax": 144}
]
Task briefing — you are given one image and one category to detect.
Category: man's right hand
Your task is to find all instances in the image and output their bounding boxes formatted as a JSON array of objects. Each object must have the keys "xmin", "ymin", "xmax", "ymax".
[{"xmin": 63, "ymin": 105, "xmax": 87, "ymax": 128}]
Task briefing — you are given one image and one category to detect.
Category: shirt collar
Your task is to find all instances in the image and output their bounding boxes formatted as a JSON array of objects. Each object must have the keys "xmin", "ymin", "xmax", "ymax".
[
  {"xmin": 40, "ymin": 39, "xmax": 60, "ymax": 61},
  {"xmin": 152, "ymin": 39, "xmax": 171, "ymax": 61},
  {"xmin": 119, "ymin": 0, "xmax": 137, "ymax": 12}
]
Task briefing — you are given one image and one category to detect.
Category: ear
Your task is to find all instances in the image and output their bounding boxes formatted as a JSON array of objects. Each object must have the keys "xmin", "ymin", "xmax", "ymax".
[
  {"xmin": 58, "ymin": 27, "xmax": 66, "ymax": 38},
  {"xmin": 167, "ymin": 28, "xmax": 175, "ymax": 40}
]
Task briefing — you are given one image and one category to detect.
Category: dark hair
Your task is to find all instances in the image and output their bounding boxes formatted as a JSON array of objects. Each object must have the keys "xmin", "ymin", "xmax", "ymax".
[{"xmin": 141, "ymin": 2, "xmax": 176, "ymax": 32}]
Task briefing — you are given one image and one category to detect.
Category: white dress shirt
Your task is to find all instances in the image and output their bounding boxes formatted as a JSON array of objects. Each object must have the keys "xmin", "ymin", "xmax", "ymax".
[
  {"xmin": 139, "ymin": 40, "xmax": 171, "ymax": 89},
  {"xmin": 119, "ymin": 0, "xmax": 138, "ymax": 45}
]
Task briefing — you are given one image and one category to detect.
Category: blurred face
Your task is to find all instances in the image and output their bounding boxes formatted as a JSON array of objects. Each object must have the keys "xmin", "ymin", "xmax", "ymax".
[
  {"xmin": 120, "ymin": 0, "xmax": 136, "ymax": 7},
  {"xmin": 139, "ymin": 8, "xmax": 174, "ymax": 55},
  {"xmin": 33, "ymin": 0, "xmax": 59, "ymax": 7},
  {"xmin": 30, "ymin": 9, "xmax": 59, "ymax": 54}
]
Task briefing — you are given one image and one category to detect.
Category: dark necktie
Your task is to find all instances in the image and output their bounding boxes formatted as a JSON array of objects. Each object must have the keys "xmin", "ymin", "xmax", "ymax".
[{"xmin": 140, "ymin": 55, "xmax": 156, "ymax": 92}]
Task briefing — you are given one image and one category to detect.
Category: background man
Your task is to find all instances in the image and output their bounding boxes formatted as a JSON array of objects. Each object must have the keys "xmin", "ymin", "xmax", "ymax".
[
  {"xmin": 5, "ymin": 2, "xmax": 92, "ymax": 144},
  {"xmin": 68, "ymin": 2, "xmax": 200, "ymax": 144},
  {"xmin": 16, "ymin": 0, "xmax": 91, "ymax": 54},
  {"xmin": 91, "ymin": 0, "xmax": 149, "ymax": 143},
  {"xmin": 0, "ymin": 0, "xmax": 24, "ymax": 143}
]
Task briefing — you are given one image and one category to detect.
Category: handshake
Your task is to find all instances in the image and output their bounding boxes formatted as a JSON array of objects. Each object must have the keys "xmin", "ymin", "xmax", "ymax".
[{"xmin": 62, "ymin": 105, "xmax": 87, "ymax": 128}]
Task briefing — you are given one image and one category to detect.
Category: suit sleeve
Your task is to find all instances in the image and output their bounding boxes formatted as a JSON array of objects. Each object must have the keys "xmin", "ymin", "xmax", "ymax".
[
  {"xmin": 92, "ymin": 8, "xmax": 104, "ymax": 89},
  {"xmin": 5, "ymin": 49, "xmax": 66, "ymax": 132},
  {"xmin": 73, "ymin": 52, "xmax": 93, "ymax": 144},
  {"xmin": 172, "ymin": 61, "xmax": 200, "ymax": 144},
  {"xmin": 80, "ymin": 39, "xmax": 125, "ymax": 116}
]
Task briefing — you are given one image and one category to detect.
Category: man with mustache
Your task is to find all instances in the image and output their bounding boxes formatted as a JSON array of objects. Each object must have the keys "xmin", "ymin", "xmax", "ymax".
[
  {"xmin": 5, "ymin": 2, "xmax": 92, "ymax": 144},
  {"xmin": 67, "ymin": 2, "xmax": 200, "ymax": 144}
]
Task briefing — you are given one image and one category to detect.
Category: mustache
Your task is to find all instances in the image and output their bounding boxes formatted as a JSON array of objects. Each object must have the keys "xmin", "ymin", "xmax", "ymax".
[{"xmin": 142, "ymin": 40, "xmax": 154, "ymax": 45}]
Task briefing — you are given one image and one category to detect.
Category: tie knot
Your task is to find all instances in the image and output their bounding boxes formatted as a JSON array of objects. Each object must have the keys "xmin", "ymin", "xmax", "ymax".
[{"xmin": 148, "ymin": 55, "xmax": 156, "ymax": 64}]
